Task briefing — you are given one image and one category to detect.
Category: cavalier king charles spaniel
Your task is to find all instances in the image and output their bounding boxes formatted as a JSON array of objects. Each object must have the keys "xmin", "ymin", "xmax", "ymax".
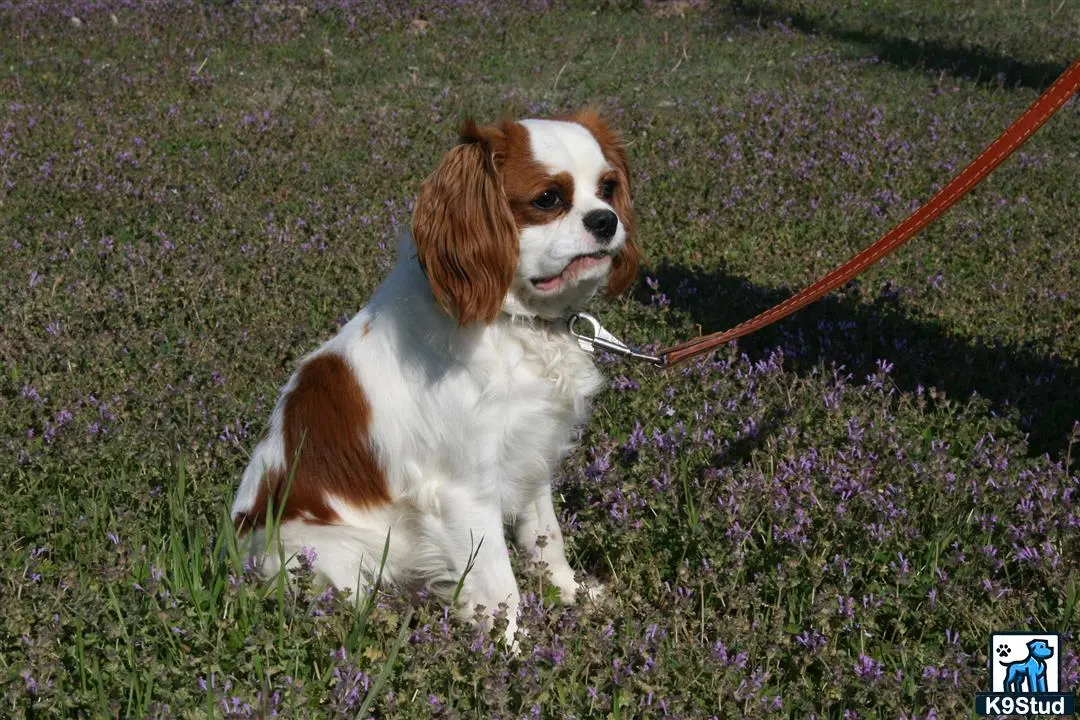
[{"xmin": 230, "ymin": 110, "xmax": 640, "ymax": 644}]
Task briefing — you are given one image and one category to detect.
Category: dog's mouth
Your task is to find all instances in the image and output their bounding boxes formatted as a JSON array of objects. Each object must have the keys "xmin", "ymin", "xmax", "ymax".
[{"xmin": 530, "ymin": 251, "xmax": 611, "ymax": 293}]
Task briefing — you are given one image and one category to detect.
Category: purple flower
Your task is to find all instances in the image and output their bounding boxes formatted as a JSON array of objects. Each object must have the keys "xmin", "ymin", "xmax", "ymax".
[
  {"xmin": 853, "ymin": 654, "xmax": 883, "ymax": 682},
  {"xmin": 296, "ymin": 546, "xmax": 318, "ymax": 569},
  {"xmin": 20, "ymin": 385, "xmax": 43, "ymax": 403},
  {"xmin": 795, "ymin": 629, "xmax": 828, "ymax": 653}
]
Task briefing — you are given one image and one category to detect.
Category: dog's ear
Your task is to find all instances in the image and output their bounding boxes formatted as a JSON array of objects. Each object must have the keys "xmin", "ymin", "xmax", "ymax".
[
  {"xmin": 412, "ymin": 120, "xmax": 519, "ymax": 325},
  {"xmin": 569, "ymin": 108, "xmax": 641, "ymax": 298}
]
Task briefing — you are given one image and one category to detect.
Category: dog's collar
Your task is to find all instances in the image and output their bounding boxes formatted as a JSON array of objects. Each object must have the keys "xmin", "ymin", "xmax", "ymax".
[{"xmin": 503, "ymin": 310, "xmax": 663, "ymax": 365}]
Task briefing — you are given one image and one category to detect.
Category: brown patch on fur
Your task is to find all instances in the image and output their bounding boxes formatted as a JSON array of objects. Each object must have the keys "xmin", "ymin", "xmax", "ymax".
[
  {"xmin": 412, "ymin": 119, "xmax": 521, "ymax": 325},
  {"xmin": 563, "ymin": 108, "xmax": 642, "ymax": 297},
  {"xmin": 233, "ymin": 352, "xmax": 390, "ymax": 535},
  {"xmin": 361, "ymin": 321, "xmax": 371, "ymax": 337},
  {"xmin": 490, "ymin": 120, "xmax": 574, "ymax": 228},
  {"xmin": 507, "ymin": 169, "xmax": 575, "ymax": 227}
]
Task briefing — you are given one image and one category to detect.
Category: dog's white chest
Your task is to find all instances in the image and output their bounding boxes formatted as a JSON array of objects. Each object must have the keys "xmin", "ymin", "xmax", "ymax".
[{"xmin": 471, "ymin": 325, "xmax": 605, "ymax": 510}]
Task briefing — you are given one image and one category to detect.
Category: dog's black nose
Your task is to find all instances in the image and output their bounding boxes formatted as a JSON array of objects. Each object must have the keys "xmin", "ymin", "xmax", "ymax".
[{"xmin": 583, "ymin": 209, "xmax": 618, "ymax": 243}]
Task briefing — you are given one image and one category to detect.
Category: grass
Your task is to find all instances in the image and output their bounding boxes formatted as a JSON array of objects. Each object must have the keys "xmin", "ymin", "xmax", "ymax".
[{"xmin": 2, "ymin": 0, "xmax": 1079, "ymax": 717}]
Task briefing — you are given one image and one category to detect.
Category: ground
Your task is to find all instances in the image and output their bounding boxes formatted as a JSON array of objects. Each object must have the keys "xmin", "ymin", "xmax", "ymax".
[{"xmin": 2, "ymin": 1, "xmax": 1079, "ymax": 717}]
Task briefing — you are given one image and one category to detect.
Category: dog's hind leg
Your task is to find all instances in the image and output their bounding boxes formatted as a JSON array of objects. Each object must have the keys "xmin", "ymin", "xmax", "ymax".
[{"xmin": 1003, "ymin": 665, "xmax": 1021, "ymax": 693}]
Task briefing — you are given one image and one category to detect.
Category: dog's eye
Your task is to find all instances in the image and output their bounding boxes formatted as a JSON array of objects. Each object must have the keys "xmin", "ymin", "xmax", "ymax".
[
  {"xmin": 601, "ymin": 180, "xmax": 617, "ymax": 200},
  {"xmin": 532, "ymin": 190, "xmax": 561, "ymax": 210}
]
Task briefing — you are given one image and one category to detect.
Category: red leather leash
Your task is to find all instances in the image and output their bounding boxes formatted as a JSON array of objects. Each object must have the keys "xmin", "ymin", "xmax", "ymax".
[{"xmin": 656, "ymin": 55, "xmax": 1080, "ymax": 368}]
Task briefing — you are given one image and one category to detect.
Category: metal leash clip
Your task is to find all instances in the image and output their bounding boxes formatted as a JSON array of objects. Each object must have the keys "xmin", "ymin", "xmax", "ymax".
[{"xmin": 567, "ymin": 312, "xmax": 665, "ymax": 366}]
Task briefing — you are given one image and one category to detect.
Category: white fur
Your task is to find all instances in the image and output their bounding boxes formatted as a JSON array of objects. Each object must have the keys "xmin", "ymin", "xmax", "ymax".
[{"xmin": 231, "ymin": 120, "xmax": 620, "ymax": 645}]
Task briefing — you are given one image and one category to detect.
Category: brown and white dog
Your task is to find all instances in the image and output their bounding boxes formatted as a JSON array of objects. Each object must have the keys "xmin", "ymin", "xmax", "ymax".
[{"xmin": 230, "ymin": 110, "xmax": 640, "ymax": 643}]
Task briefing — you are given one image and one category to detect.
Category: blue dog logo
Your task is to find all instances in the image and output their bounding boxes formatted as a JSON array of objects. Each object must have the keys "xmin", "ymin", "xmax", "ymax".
[{"xmin": 1001, "ymin": 639, "xmax": 1054, "ymax": 693}]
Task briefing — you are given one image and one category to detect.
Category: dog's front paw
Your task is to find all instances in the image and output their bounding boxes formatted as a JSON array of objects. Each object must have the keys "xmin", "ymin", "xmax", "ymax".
[
  {"xmin": 577, "ymin": 579, "xmax": 605, "ymax": 603},
  {"xmin": 550, "ymin": 569, "xmax": 605, "ymax": 605},
  {"xmin": 548, "ymin": 567, "xmax": 580, "ymax": 604}
]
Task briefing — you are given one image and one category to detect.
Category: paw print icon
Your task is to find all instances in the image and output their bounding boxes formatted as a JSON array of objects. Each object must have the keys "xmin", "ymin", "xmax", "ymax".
[{"xmin": 995, "ymin": 643, "xmax": 1011, "ymax": 658}]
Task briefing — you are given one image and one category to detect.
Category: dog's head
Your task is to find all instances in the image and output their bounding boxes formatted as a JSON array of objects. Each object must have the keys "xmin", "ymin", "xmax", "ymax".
[
  {"xmin": 1027, "ymin": 640, "xmax": 1054, "ymax": 660},
  {"xmin": 411, "ymin": 109, "xmax": 640, "ymax": 323}
]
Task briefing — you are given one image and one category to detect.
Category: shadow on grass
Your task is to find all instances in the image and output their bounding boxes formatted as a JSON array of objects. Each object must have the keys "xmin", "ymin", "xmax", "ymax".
[
  {"xmin": 720, "ymin": 1, "xmax": 1070, "ymax": 91},
  {"xmin": 633, "ymin": 260, "xmax": 1079, "ymax": 458}
]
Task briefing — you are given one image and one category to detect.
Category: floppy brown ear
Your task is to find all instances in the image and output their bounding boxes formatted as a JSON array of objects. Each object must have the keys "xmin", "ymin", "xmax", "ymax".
[
  {"xmin": 412, "ymin": 120, "xmax": 518, "ymax": 325},
  {"xmin": 569, "ymin": 109, "xmax": 641, "ymax": 298}
]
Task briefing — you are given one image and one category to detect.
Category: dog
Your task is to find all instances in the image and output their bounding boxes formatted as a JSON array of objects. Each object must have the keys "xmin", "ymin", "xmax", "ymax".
[
  {"xmin": 229, "ymin": 110, "xmax": 640, "ymax": 644},
  {"xmin": 1001, "ymin": 639, "xmax": 1054, "ymax": 693}
]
